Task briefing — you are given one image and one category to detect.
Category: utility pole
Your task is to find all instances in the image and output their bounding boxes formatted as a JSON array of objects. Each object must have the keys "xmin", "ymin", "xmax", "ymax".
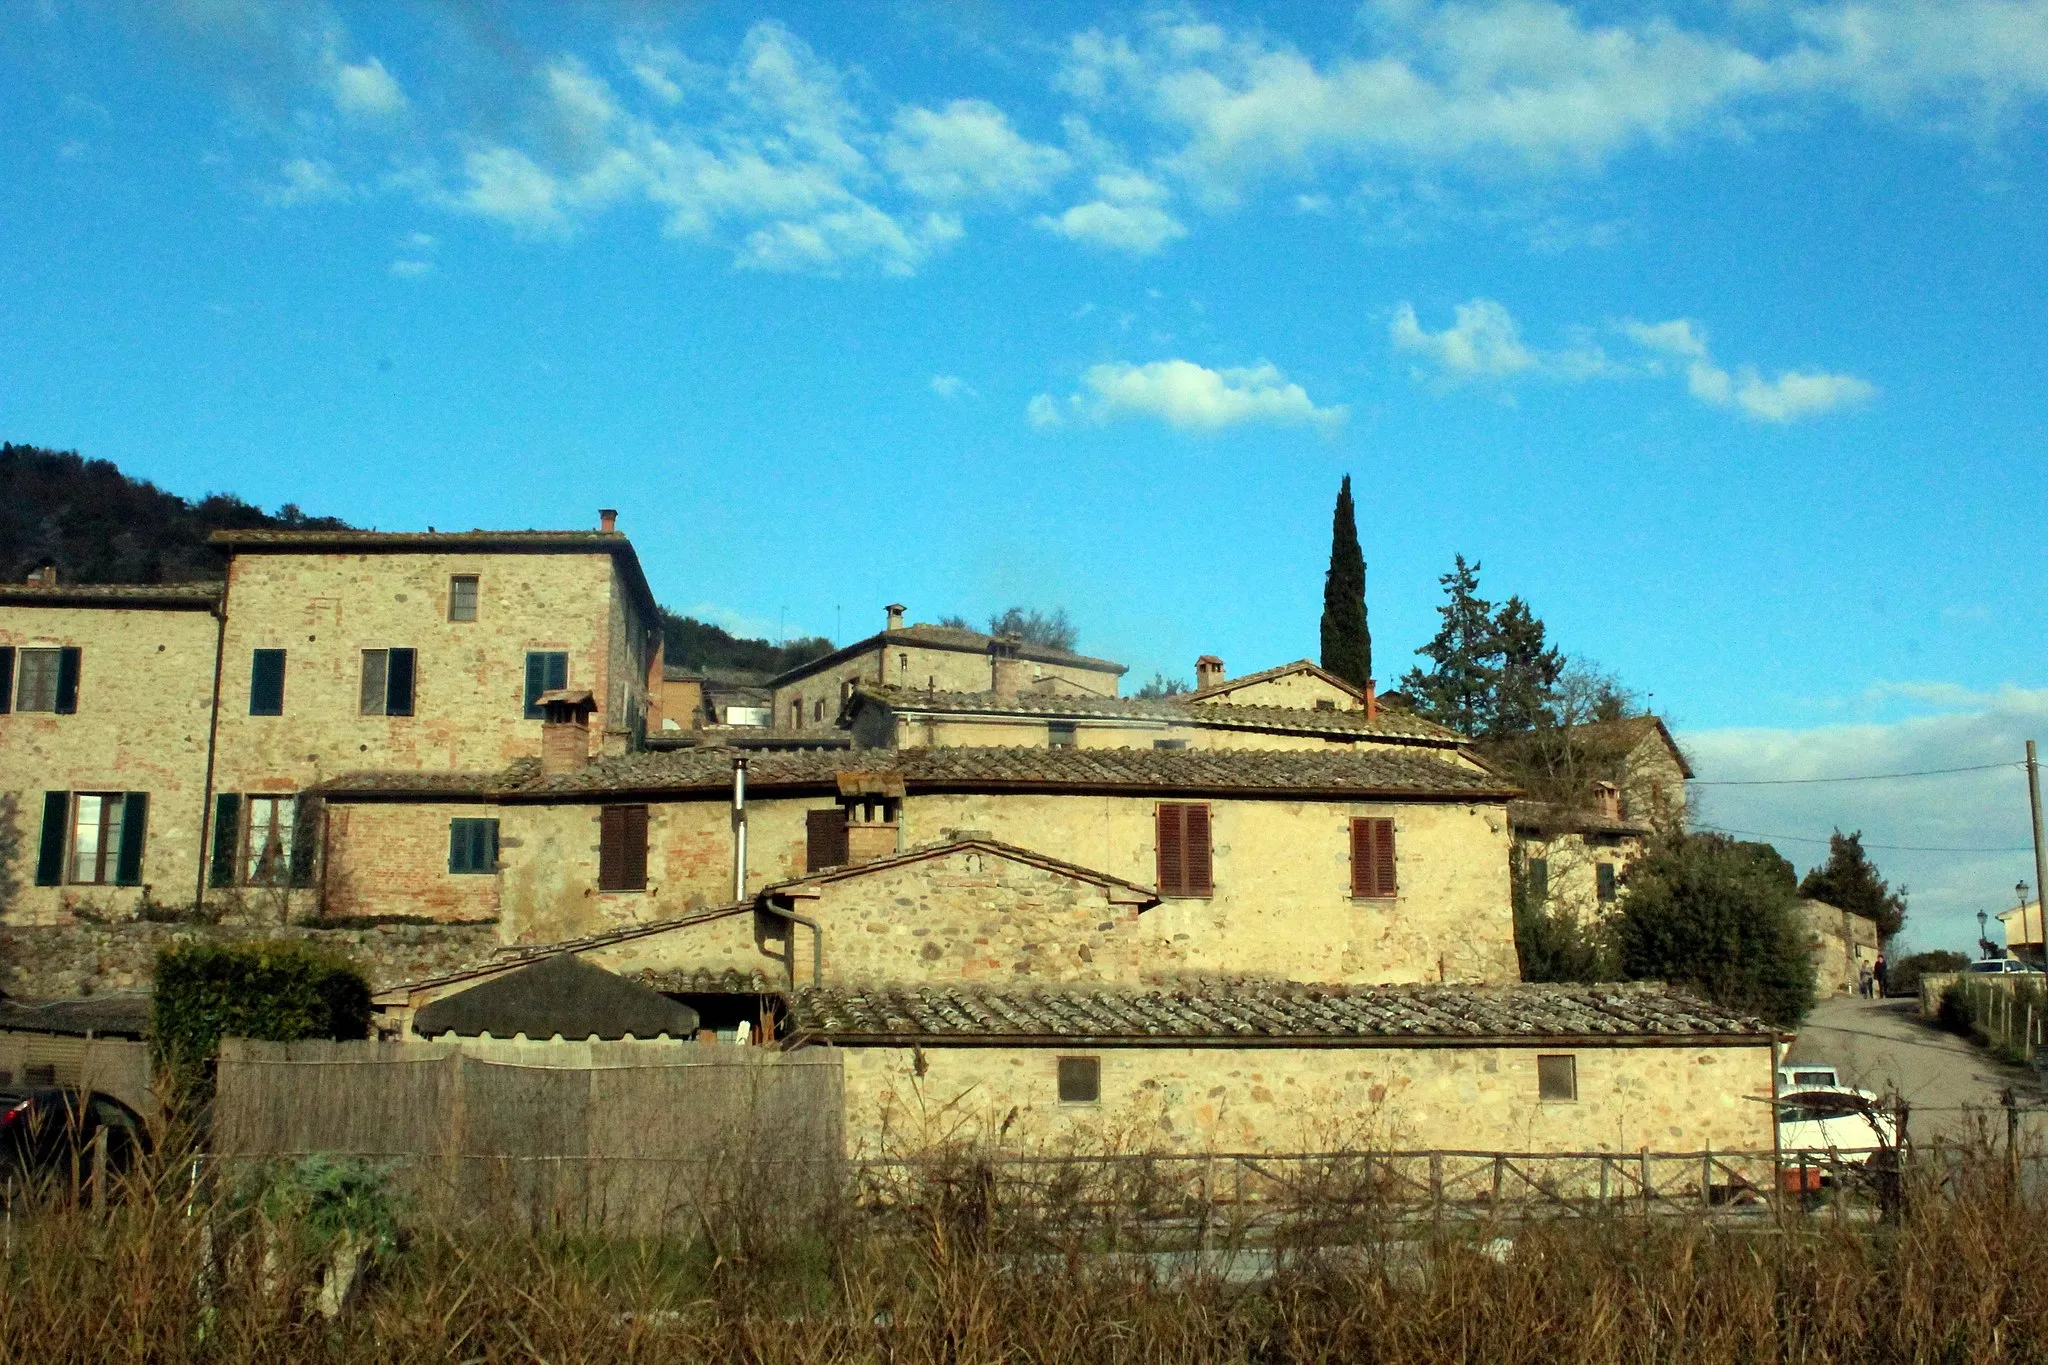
[{"xmin": 2031, "ymin": 741, "xmax": 2048, "ymax": 977}]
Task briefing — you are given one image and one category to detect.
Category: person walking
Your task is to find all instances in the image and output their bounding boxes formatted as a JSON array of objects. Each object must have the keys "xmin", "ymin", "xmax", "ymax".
[
  {"xmin": 1874, "ymin": 954, "xmax": 1888, "ymax": 998},
  {"xmin": 1858, "ymin": 964, "xmax": 1875, "ymax": 999}
]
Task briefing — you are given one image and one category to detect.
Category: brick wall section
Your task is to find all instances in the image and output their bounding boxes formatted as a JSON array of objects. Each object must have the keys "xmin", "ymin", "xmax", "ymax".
[
  {"xmin": 0, "ymin": 919, "xmax": 504, "ymax": 999},
  {"xmin": 322, "ymin": 802, "xmax": 501, "ymax": 922},
  {"xmin": 838, "ymin": 1041, "xmax": 1777, "ymax": 1157},
  {"xmin": 0, "ymin": 601, "xmax": 220, "ymax": 925}
]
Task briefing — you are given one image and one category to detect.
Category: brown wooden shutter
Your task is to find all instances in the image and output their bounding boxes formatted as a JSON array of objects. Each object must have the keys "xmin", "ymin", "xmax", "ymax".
[
  {"xmin": 806, "ymin": 808, "xmax": 849, "ymax": 872},
  {"xmin": 1183, "ymin": 804, "xmax": 1212, "ymax": 896},
  {"xmin": 621, "ymin": 804, "xmax": 648, "ymax": 890},
  {"xmin": 1352, "ymin": 818, "xmax": 1397, "ymax": 898},
  {"xmin": 1156, "ymin": 803, "xmax": 1184, "ymax": 897},
  {"xmin": 599, "ymin": 805, "xmax": 649, "ymax": 890}
]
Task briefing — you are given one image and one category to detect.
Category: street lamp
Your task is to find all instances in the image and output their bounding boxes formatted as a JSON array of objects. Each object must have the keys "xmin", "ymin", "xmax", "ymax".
[{"xmin": 1979, "ymin": 908, "xmax": 1992, "ymax": 960}]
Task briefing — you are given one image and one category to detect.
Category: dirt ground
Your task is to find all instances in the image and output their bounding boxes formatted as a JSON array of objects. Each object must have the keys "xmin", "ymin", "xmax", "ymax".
[{"xmin": 1786, "ymin": 993, "xmax": 2048, "ymax": 1143}]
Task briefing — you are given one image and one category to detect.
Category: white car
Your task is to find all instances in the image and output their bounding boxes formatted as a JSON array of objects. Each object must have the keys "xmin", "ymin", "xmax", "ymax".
[
  {"xmin": 1966, "ymin": 958, "xmax": 2044, "ymax": 975},
  {"xmin": 1777, "ymin": 1089, "xmax": 1897, "ymax": 1161},
  {"xmin": 1776, "ymin": 1064, "xmax": 1878, "ymax": 1103}
]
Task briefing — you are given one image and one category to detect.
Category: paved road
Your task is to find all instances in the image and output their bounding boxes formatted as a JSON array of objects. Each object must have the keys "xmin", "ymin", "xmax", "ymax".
[{"xmin": 1786, "ymin": 994, "xmax": 2047, "ymax": 1143}]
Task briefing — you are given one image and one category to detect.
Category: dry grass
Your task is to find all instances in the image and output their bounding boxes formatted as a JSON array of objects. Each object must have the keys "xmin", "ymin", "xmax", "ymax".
[{"xmin": 3, "ymin": 1145, "xmax": 2046, "ymax": 1364}]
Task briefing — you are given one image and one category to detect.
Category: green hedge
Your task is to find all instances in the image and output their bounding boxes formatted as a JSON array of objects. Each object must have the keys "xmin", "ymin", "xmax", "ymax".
[{"xmin": 153, "ymin": 940, "xmax": 372, "ymax": 1101}]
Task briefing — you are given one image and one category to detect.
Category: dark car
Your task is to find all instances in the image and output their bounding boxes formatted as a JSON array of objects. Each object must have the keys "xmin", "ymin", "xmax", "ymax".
[{"xmin": 0, "ymin": 1087, "xmax": 149, "ymax": 1191}]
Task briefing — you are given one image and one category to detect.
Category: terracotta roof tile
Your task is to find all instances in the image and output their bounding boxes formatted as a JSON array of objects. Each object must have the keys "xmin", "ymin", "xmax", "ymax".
[
  {"xmin": 319, "ymin": 744, "xmax": 1517, "ymax": 801},
  {"xmin": 788, "ymin": 980, "xmax": 1773, "ymax": 1044},
  {"xmin": 855, "ymin": 683, "xmax": 1464, "ymax": 744},
  {"xmin": 0, "ymin": 582, "xmax": 222, "ymax": 609},
  {"xmin": 771, "ymin": 623, "xmax": 1126, "ymax": 688}
]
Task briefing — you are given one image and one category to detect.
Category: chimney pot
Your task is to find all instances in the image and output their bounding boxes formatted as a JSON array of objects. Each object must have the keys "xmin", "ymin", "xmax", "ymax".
[
  {"xmin": 537, "ymin": 689, "xmax": 599, "ymax": 775},
  {"xmin": 885, "ymin": 603, "xmax": 906, "ymax": 632},
  {"xmin": 1365, "ymin": 677, "xmax": 1378, "ymax": 721},
  {"xmin": 990, "ymin": 636, "xmax": 1022, "ymax": 698},
  {"xmin": 1194, "ymin": 655, "xmax": 1225, "ymax": 691},
  {"xmin": 599, "ymin": 508, "xmax": 618, "ymax": 533}
]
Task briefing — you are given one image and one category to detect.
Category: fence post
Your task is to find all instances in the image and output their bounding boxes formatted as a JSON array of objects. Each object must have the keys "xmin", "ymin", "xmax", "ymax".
[
  {"xmin": 1639, "ymin": 1149, "xmax": 1651, "ymax": 1214},
  {"xmin": 1599, "ymin": 1154, "xmax": 1611, "ymax": 1205},
  {"xmin": 2006, "ymin": 1089, "xmax": 2022, "ymax": 1203},
  {"xmin": 1429, "ymin": 1151, "xmax": 1444, "ymax": 1231},
  {"xmin": 1492, "ymin": 1154, "xmax": 1504, "ymax": 1205},
  {"xmin": 1700, "ymin": 1147, "xmax": 1713, "ymax": 1208},
  {"xmin": 90, "ymin": 1127, "xmax": 108, "ymax": 1213}
]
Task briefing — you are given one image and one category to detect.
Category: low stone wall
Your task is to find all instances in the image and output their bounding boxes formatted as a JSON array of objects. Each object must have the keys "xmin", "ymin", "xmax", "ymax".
[
  {"xmin": 1919, "ymin": 972, "xmax": 1962, "ymax": 1018},
  {"xmin": 0, "ymin": 920, "xmax": 506, "ymax": 1001}
]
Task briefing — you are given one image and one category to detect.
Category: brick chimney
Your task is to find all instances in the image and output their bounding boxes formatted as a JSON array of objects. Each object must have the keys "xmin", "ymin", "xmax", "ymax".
[
  {"xmin": 1593, "ymin": 781, "xmax": 1622, "ymax": 820},
  {"xmin": 885, "ymin": 602, "xmax": 906, "ymax": 632},
  {"xmin": 1364, "ymin": 677, "xmax": 1378, "ymax": 720},
  {"xmin": 989, "ymin": 636, "xmax": 1023, "ymax": 698},
  {"xmin": 538, "ymin": 689, "xmax": 598, "ymax": 775},
  {"xmin": 598, "ymin": 509, "xmax": 618, "ymax": 533},
  {"xmin": 1195, "ymin": 655, "xmax": 1224, "ymax": 691}
]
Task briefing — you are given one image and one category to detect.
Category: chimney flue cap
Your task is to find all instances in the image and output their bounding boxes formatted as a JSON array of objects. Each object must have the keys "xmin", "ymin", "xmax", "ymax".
[
  {"xmin": 599, "ymin": 508, "xmax": 618, "ymax": 533},
  {"xmin": 885, "ymin": 603, "xmax": 906, "ymax": 631}
]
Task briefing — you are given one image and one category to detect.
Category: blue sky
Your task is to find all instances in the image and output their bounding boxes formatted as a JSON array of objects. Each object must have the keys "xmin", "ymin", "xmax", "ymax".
[{"xmin": 4, "ymin": 0, "xmax": 2046, "ymax": 946}]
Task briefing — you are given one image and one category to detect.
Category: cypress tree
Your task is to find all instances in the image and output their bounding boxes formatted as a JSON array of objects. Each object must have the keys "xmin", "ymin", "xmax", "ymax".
[{"xmin": 1319, "ymin": 476, "xmax": 1371, "ymax": 688}]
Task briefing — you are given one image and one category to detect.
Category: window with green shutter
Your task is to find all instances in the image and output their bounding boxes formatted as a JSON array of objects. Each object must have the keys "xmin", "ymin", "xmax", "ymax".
[
  {"xmin": 524, "ymin": 651, "xmax": 570, "ymax": 719},
  {"xmin": 250, "ymin": 649, "xmax": 286, "ymax": 716},
  {"xmin": 449, "ymin": 818, "xmax": 500, "ymax": 874}
]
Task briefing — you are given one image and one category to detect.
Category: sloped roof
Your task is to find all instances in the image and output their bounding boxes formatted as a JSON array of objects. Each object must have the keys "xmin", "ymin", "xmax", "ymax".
[
  {"xmin": 1569, "ymin": 716, "xmax": 1695, "ymax": 779},
  {"xmin": 1185, "ymin": 659, "xmax": 1366, "ymax": 705},
  {"xmin": 787, "ymin": 980, "xmax": 1774, "ymax": 1045},
  {"xmin": 770, "ymin": 623, "xmax": 1126, "ymax": 689},
  {"xmin": 1509, "ymin": 800, "xmax": 1653, "ymax": 837},
  {"xmin": 0, "ymin": 992, "xmax": 153, "ymax": 1038},
  {"xmin": 759, "ymin": 837, "xmax": 1159, "ymax": 906},
  {"xmin": 320, "ymin": 744, "xmax": 1517, "ymax": 802},
  {"xmin": 412, "ymin": 953, "xmax": 700, "ymax": 1040},
  {"xmin": 0, "ymin": 582, "xmax": 221, "ymax": 610},
  {"xmin": 850, "ymin": 683, "xmax": 1463, "ymax": 745}
]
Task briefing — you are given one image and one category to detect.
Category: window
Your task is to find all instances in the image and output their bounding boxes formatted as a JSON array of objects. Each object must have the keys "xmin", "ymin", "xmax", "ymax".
[
  {"xmin": 1350, "ymin": 818, "xmax": 1397, "ymax": 899},
  {"xmin": 814, "ymin": 699, "xmax": 825, "ymax": 723},
  {"xmin": 448, "ymin": 818, "xmax": 499, "ymax": 874},
  {"xmin": 898, "ymin": 652, "xmax": 909, "ymax": 675},
  {"xmin": 806, "ymin": 808, "xmax": 849, "ymax": 872},
  {"xmin": 1057, "ymin": 1056, "xmax": 1101, "ymax": 1104},
  {"xmin": 9, "ymin": 646, "xmax": 80, "ymax": 714},
  {"xmin": 1315, "ymin": 698, "xmax": 1336, "ymax": 711},
  {"xmin": 1537, "ymin": 1054, "xmax": 1578, "ymax": 1102},
  {"xmin": 523, "ymin": 651, "xmax": 569, "ymax": 719},
  {"xmin": 249, "ymin": 649, "xmax": 286, "ymax": 716},
  {"xmin": 36, "ymin": 792, "xmax": 147, "ymax": 887},
  {"xmin": 243, "ymin": 796, "xmax": 297, "ymax": 885},
  {"xmin": 1526, "ymin": 857, "xmax": 1550, "ymax": 903},
  {"xmin": 1597, "ymin": 862, "xmax": 1618, "ymax": 903},
  {"xmin": 598, "ymin": 805, "xmax": 649, "ymax": 891},
  {"xmin": 1155, "ymin": 803, "xmax": 1213, "ymax": 898},
  {"xmin": 1153, "ymin": 739, "xmax": 1187, "ymax": 751},
  {"xmin": 790, "ymin": 699, "xmax": 804, "ymax": 729},
  {"xmin": 448, "ymin": 575, "xmax": 479, "ymax": 622},
  {"xmin": 359, "ymin": 648, "xmax": 416, "ymax": 716},
  {"xmin": 1048, "ymin": 721, "xmax": 1077, "ymax": 749}
]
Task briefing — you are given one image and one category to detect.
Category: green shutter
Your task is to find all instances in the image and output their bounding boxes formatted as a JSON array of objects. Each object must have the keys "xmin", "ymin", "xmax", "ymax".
[
  {"xmin": 114, "ymin": 792, "xmax": 149, "ymax": 886},
  {"xmin": 289, "ymin": 796, "xmax": 318, "ymax": 888},
  {"xmin": 386, "ymin": 648, "xmax": 416, "ymax": 716},
  {"xmin": 209, "ymin": 793, "xmax": 241, "ymax": 888},
  {"xmin": 250, "ymin": 649, "xmax": 286, "ymax": 716},
  {"xmin": 35, "ymin": 792, "xmax": 68, "ymax": 887},
  {"xmin": 54, "ymin": 647, "xmax": 81, "ymax": 714},
  {"xmin": 546, "ymin": 652, "xmax": 568, "ymax": 692},
  {"xmin": 524, "ymin": 652, "xmax": 547, "ymax": 719},
  {"xmin": 0, "ymin": 646, "xmax": 14, "ymax": 715}
]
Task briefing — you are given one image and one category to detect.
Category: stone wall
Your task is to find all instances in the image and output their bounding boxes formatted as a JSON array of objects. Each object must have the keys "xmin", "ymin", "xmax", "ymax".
[
  {"xmin": 1200, "ymin": 670, "xmax": 1360, "ymax": 710},
  {"xmin": 1800, "ymin": 899, "xmax": 1880, "ymax": 996},
  {"xmin": 774, "ymin": 642, "xmax": 1121, "ymax": 732},
  {"xmin": 334, "ymin": 787, "xmax": 1521, "ymax": 984},
  {"xmin": 836, "ymin": 1039, "xmax": 1777, "ymax": 1157},
  {"xmin": 1, "ymin": 599, "xmax": 220, "ymax": 925},
  {"xmin": 0, "ymin": 918, "xmax": 505, "ymax": 1000}
]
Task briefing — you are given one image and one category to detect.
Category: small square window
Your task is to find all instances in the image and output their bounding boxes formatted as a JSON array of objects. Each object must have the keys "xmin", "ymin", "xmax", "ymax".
[
  {"xmin": 1314, "ymin": 698, "xmax": 1336, "ymax": 711},
  {"xmin": 1048, "ymin": 721, "xmax": 1077, "ymax": 749},
  {"xmin": 1153, "ymin": 739, "xmax": 1188, "ymax": 750},
  {"xmin": 1537, "ymin": 1054, "xmax": 1577, "ymax": 1102},
  {"xmin": 449, "ymin": 576, "xmax": 479, "ymax": 622},
  {"xmin": 15, "ymin": 648, "xmax": 67, "ymax": 713},
  {"xmin": 1057, "ymin": 1056, "xmax": 1100, "ymax": 1104},
  {"xmin": 448, "ymin": 818, "xmax": 499, "ymax": 874},
  {"xmin": 1526, "ymin": 857, "xmax": 1549, "ymax": 903},
  {"xmin": 1596, "ymin": 862, "xmax": 1618, "ymax": 902}
]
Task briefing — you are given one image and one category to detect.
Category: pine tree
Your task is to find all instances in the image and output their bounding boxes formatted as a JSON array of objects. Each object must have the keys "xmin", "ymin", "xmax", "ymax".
[
  {"xmin": 1798, "ymin": 830, "xmax": 1908, "ymax": 941},
  {"xmin": 1319, "ymin": 476, "xmax": 1371, "ymax": 688},
  {"xmin": 1488, "ymin": 596, "xmax": 1564, "ymax": 736},
  {"xmin": 1399, "ymin": 555, "xmax": 1497, "ymax": 737}
]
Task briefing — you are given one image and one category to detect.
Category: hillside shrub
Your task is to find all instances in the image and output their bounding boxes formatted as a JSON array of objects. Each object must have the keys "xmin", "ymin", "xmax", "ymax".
[
  {"xmin": 1937, "ymin": 980, "xmax": 1976, "ymax": 1036},
  {"xmin": 1890, "ymin": 949, "xmax": 1968, "ymax": 999},
  {"xmin": 152, "ymin": 940, "xmax": 371, "ymax": 1102}
]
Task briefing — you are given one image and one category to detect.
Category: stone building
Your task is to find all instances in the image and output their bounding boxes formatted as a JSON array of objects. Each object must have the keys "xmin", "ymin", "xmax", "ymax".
[
  {"xmin": 1182, "ymin": 657, "xmax": 1373, "ymax": 712},
  {"xmin": 767, "ymin": 604, "xmax": 1127, "ymax": 732},
  {"xmin": 1801, "ymin": 898, "xmax": 1881, "ymax": 995},
  {"xmin": 0, "ymin": 579, "xmax": 223, "ymax": 923}
]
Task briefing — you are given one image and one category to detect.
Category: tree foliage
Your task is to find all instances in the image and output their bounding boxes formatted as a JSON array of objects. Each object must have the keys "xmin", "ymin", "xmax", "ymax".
[
  {"xmin": 1399, "ymin": 556, "xmax": 1499, "ymax": 736},
  {"xmin": 1614, "ymin": 832, "xmax": 1816, "ymax": 1026},
  {"xmin": 1512, "ymin": 854, "xmax": 1619, "ymax": 984},
  {"xmin": 0, "ymin": 442, "xmax": 351, "ymax": 584},
  {"xmin": 1798, "ymin": 829, "xmax": 1908, "ymax": 941},
  {"xmin": 1319, "ymin": 475, "xmax": 1371, "ymax": 688},
  {"xmin": 659, "ymin": 610, "xmax": 832, "ymax": 677},
  {"xmin": 1135, "ymin": 673, "xmax": 1192, "ymax": 699},
  {"xmin": 985, "ymin": 606, "xmax": 1079, "ymax": 652},
  {"xmin": 152, "ymin": 940, "xmax": 372, "ymax": 1103},
  {"xmin": 1890, "ymin": 949, "xmax": 1967, "ymax": 999}
]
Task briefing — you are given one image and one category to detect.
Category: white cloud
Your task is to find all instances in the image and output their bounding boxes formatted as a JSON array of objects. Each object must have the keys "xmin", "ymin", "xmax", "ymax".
[
  {"xmin": 260, "ymin": 156, "xmax": 349, "ymax": 206},
  {"xmin": 1030, "ymin": 358, "xmax": 1346, "ymax": 432},
  {"xmin": 454, "ymin": 145, "xmax": 568, "ymax": 233},
  {"xmin": 885, "ymin": 100, "xmax": 1070, "ymax": 203},
  {"xmin": 1623, "ymin": 316, "xmax": 1876, "ymax": 421},
  {"xmin": 1035, "ymin": 170, "xmax": 1187, "ymax": 253},
  {"xmin": 1391, "ymin": 297, "xmax": 1612, "ymax": 382},
  {"xmin": 1682, "ymin": 685, "xmax": 2048, "ymax": 950},
  {"xmin": 332, "ymin": 55, "xmax": 407, "ymax": 120},
  {"xmin": 388, "ymin": 258, "xmax": 432, "ymax": 278},
  {"xmin": 930, "ymin": 374, "xmax": 977, "ymax": 399},
  {"xmin": 737, "ymin": 206, "xmax": 960, "ymax": 278}
]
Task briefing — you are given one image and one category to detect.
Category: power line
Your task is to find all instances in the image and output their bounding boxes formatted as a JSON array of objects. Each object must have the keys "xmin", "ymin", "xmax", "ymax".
[
  {"xmin": 1696, "ymin": 823, "xmax": 2035, "ymax": 854},
  {"xmin": 1690, "ymin": 762, "xmax": 2022, "ymax": 787}
]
